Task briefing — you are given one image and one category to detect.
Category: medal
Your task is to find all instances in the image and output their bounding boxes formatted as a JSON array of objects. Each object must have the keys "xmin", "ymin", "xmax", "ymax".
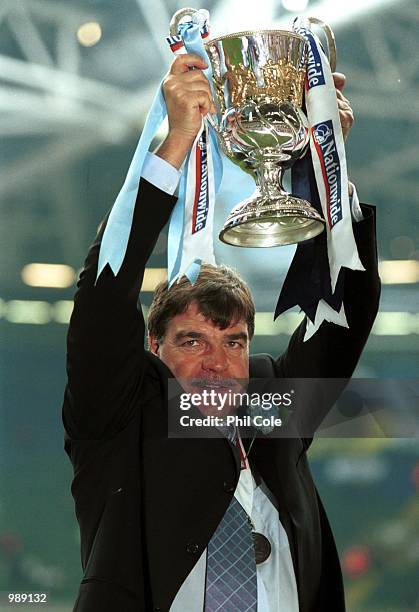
[{"xmin": 252, "ymin": 532, "xmax": 272, "ymax": 564}]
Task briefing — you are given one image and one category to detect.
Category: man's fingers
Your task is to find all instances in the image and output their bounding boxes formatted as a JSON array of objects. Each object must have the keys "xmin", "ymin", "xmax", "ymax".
[
  {"xmin": 333, "ymin": 77, "xmax": 354, "ymax": 140},
  {"xmin": 339, "ymin": 104, "xmax": 354, "ymax": 138},
  {"xmin": 337, "ymin": 98, "xmax": 352, "ymax": 111},
  {"xmin": 179, "ymin": 91, "xmax": 212, "ymax": 116},
  {"xmin": 179, "ymin": 70, "xmax": 212, "ymax": 89},
  {"xmin": 332, "ymin": 72, "xmax": 346, "ymax": 91},
  {"xmin": 335, "ymin": 86, "xmax": 354, "ymax": 131},
  {"xmin": 335, "ymin": 89, "xmax": 349, "ymax": 103},
  {"xmin": 176, "ymin": 74, "xmax": 216, "ymax": 114},
  {"xmin": 164, "ymin": 76, "xmax": 214, "ymax": 108},
  {"xmin": 165, "ymin": 63, "xmax": 213, "ymax": 98},
  {"xmin": 166, "ymin": 84, "xmax": 213, "ymax": 114},
  {"xmin": 170, "ymin": 53, "xmax": 208, "ymax": 74},
  {"xmin": 337, "ymin": 94, "xmax": 353, "ymax": 114},
  {"xmin": 340, "ymin": 110, "xmax": 354, "ymax": 125},
  {"xmin": 165, "ymin": 79, "xmax": 211, "ymax": 95},
  {"xmin": 195, "ymin": 92, "xmax": 212, "ymax": 115},
  {"xmin": 181, "ymin": 69, "xmax": 210, "ymax": 81}
]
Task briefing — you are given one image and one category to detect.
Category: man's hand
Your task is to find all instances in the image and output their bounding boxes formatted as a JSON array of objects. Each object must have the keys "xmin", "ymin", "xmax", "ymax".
[
  {"xmin": 333, "ymin": 72, "xmax": 354, "ymax": 142},
  {"xmin": 156, "ymin": 54, "xmax": 216, "ymax": 170}
]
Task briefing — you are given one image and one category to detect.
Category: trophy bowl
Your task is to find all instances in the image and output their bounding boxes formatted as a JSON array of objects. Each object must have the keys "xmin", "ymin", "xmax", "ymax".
[{"xmin": 170, "ymin": 12, "xmax": 337, "ymax": 247}]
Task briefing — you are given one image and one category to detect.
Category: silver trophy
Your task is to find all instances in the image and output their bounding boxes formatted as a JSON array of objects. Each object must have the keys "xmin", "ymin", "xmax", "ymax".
[{"xmin": 170, "ymin": 10, "xmax": 337, "ymax": 247}]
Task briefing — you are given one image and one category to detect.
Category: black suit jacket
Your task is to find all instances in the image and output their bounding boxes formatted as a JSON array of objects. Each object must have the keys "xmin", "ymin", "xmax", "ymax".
[{"xmin": 63, "ymin": 179, "xmax": 380, "ymax": 611}]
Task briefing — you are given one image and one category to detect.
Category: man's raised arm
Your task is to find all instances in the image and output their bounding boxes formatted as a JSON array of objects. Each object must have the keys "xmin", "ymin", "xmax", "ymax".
[
  {"xmin": 63, "ymin": 180, "xmax": 176, "ymax": 440},
  {"xmin": 63, "ymin": 53, "xmax": 213, "ymax": 440},
  {"xmin": 251, "ymin": 206, "xmax": 379, "ymax": 443},
  {"xmin": 273, "ymin": 73, "xmax": 381, "ymax": 438}
]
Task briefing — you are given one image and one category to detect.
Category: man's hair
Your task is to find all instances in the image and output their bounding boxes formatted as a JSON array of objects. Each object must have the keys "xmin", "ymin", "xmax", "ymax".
[{"xmin": 147, "ymin": 264, "xmax": 255, "ymax": 342}]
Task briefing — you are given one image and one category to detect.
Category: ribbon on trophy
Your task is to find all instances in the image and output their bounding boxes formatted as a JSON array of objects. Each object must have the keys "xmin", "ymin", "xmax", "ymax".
[
  {"xmin": 96, "ymin": 9, "xmax": 222, "ymax": 287},
  {"xmin": 166, "ymin": 10, "xmax": 222, "ymax": 285},
  {"xmin": 275, "ymin": 16, "xmax": 364, "ymax": 340}
]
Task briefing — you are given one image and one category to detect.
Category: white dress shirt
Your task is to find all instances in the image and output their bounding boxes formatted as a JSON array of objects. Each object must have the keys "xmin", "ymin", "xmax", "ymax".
[{"xmin": 169, "ymin": 433, "xmax": 300, "ymax": 612}]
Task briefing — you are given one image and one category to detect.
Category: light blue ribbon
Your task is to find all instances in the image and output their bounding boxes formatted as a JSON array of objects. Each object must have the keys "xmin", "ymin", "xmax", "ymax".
[
  {"xmin": 96, "ymin": 86, "xmax": 167, "ymax": 282},
  {"xmin": 95, "ymin": 20, "xmax": 223, "ymax": 286},
  {"xmin": 167, "ymin": 21, "xmax": 223, "ymax": 285}
]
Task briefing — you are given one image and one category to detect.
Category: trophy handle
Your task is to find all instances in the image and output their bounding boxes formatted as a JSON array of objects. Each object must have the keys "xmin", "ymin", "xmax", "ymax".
[
  {"xmin": 169, "ymin": 7, "xmax": 199, "ymax": 36},
  {"xmin": 169, "ymin": 8, "xmax": 222, "ymax": 133},
  {"xmin": 307, "ymin": 17, "xmax": 337, "ymax": 72}
]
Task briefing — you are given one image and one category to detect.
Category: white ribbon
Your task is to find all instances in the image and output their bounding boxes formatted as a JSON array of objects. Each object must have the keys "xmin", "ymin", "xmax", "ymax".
[
  {"xmin": 175, "ymin": 118, "xmax": 217, "ymax": 280},
  {"xmin": 293, "ymin": 17, "xmax": 365, "ymax": 340}
]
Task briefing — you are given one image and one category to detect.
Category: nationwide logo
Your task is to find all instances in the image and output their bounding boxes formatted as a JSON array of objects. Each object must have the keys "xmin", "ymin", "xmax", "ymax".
[
  {"xmin": 192, "ymin": 131, "xmax": 209, "ymax": 234},
  {"xmin": 300, "ymin": 28, "xmax": 326, "ymax": 89},
  {"xmin": 312, "ymin": 120, "xmax": 343, "ymax": 228}
]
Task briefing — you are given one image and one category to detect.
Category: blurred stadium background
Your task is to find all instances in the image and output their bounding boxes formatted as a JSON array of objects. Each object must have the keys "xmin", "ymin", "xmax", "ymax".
[{"xmin": 1, "ymin": 0, "xmax": 418, "ymax": 610}]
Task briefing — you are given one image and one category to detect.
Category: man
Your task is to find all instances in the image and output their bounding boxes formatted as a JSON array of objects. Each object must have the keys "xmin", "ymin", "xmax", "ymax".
[{"xmin": 63, "ymin": 54, "xmax": 380, "ymax": 611}]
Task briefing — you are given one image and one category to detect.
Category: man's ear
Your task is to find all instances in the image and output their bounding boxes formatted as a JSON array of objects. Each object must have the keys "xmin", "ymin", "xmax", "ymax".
[{"xmin": 148, "ymin": 333, "xmax": 159, "ymax": 355}]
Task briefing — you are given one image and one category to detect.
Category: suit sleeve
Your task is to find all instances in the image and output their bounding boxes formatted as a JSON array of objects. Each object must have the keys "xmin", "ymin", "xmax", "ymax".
[
  {"xmin": 273, "ymin": 204, "xmax": 381, "ymax": 438},
  {"xmin": 62, "ymin": 179, "xmax": 177, "ymax": 439}
]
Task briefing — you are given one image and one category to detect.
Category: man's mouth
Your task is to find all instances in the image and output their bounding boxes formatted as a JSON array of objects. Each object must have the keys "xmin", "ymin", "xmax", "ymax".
[{"xmin": 191, "ymin": 379, "xmax": 237, "ymax": 390}]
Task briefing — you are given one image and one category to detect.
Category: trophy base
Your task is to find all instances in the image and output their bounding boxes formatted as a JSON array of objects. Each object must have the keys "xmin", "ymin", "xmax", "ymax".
[{"xmin": 219, "ymin": 194, "xmax": 325, "ymax": 247}]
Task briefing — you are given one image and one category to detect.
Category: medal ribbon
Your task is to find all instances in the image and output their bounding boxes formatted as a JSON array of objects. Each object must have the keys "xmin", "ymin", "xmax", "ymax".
[{"xmin": 236, "ymin": 434, "xmax": 250, "ymax": 471}]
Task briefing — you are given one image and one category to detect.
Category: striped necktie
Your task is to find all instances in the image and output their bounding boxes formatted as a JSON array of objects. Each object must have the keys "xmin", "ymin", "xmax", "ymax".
[{"xmin": 204, "ymin": 426, "xmax": 257, "ymax": 611}]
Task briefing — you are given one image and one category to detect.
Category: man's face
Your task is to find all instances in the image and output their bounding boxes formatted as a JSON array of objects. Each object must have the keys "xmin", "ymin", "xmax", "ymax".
[{"xmin": 148, "ymin": 301, "xmax": 249, "ymax": 415}]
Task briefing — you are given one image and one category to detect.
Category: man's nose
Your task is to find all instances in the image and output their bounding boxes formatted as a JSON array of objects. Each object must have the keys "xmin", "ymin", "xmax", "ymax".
[{"xmin": 202, "ymin": 346, "xmax": 228, "ymax": 372}]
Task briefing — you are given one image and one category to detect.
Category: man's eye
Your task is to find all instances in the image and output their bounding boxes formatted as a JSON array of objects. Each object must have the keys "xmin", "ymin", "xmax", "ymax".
[
  {"xmin": 183, "ymin": 339, "xmax": 199, "ymax": 347},
  {"xmin": 227, "ymin": 341, "xmax": 241, "ymax": 348}
]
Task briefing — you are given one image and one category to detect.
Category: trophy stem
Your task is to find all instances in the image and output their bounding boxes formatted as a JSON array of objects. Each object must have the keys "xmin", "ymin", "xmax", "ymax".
[
  {"xmin": 254, "ymin": 161, "xmax": 288, "ymax": 200},
  {"xmin": 219, "ymin": 160, "xmax": 326, "ymax": 247}
]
